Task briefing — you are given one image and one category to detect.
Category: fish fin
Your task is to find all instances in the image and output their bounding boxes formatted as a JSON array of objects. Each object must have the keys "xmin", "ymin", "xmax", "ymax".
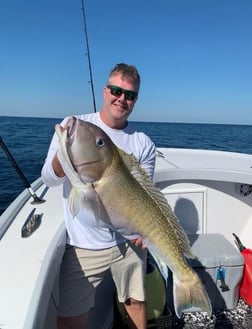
[
  {"xmin": 68, "ymin": 184, "xmax": 102, "ymax": 222},
  {"xmin": 86, "ymin": 186, "xmax": 103, "ymax": 225},
  {"xmin": 117, "ymin": 149, "xmax": 134, "ymax": 170},
  {"xmin": 148, "ymin": 248, "xmax": 169, "ymax": 281},
  {"xmin": 68, "ymin": 188, "xmax": 82, "ymax": 216},
  {"xmin": 118, "ymin": 147, "xmax": 194, "ymax": 259},
  {"xmin": 145, "ymin": 190, "xmax": 194, "ymax": 258},
  {"xmin": 173, "ymin": 273, "xmax": 212, "ymax": 318},
  {"xmin": 117, "ymin": 148, "xmax": 151, "ymax": 182}
]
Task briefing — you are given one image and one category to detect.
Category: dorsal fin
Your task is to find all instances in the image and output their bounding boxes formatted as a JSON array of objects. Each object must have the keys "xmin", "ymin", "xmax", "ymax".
[{"xmin": 117, "ymin": 147, "xmax": 194, "ymax": 258}]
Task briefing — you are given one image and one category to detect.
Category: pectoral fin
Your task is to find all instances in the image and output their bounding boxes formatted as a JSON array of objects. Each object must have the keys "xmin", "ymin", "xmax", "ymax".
[
  {"xmin": 68, "ymin": 188, "xmax": 83, "ymax": 217},
  {"xmin": 68, "ymin": 185, "xmax": 102, "ymax": 224}
]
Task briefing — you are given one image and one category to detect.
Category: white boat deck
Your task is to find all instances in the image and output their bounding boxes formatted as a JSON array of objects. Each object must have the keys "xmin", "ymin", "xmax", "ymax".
[{"xmin": 0, "ymin": 180, "xmax": 65, "ymax": 329}]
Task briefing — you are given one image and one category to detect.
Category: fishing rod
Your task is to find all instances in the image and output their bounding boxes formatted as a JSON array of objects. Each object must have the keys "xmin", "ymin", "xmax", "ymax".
[
  {"xmin": 81, "ymin": 0, "xmax": 97, "ymax": 113},
  {"xmin": 0, "ymin": 136, "xmax": 45, "ymax": 204}
]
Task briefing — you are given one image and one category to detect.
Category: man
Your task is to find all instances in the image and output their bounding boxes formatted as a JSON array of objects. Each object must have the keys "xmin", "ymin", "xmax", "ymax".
[{"xmin": 41, "ymin": 63, "xmax": 156, "ymax": 329}]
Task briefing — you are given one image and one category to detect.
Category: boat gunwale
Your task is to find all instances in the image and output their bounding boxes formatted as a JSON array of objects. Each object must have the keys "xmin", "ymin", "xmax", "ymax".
[{"xmin": 0, "ymin": 178, "xmax": 43, "ymax": 240}]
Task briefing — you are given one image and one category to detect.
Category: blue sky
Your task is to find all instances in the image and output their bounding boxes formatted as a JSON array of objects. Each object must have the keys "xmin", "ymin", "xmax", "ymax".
[{"xmin": 1, "ymin": 0, "xmax": 251, "ymax": 124}]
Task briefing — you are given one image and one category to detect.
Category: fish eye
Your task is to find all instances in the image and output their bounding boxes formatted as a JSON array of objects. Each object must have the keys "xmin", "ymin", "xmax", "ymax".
[{"xmin": 96, "ymin": 138, "xmax": 105, "ymax": 147}]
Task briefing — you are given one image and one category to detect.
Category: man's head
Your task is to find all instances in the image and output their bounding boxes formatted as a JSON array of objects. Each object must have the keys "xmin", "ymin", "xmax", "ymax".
[
  {"xmin": 101, "ymin": 63, "xmax": 141, "ymax": 129},
  {"xmin": 107, "ymin": 63, "xmax": 140, "ymax": 91}
]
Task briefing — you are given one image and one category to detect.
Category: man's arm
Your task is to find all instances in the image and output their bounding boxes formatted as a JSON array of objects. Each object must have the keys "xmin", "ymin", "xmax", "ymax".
[{"xmin": 41, "ymin": 122, "xmax": 67, "ymax": 186}]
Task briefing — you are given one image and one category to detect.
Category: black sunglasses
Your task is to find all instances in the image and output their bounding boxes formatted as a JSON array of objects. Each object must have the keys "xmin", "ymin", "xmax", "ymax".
[{"xmin": 106, "ymin": 85, "xmax": 138, "ymax": 101}]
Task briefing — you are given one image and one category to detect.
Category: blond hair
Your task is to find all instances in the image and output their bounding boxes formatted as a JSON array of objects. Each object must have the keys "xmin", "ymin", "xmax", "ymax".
[{"xmin": 108, "ymin": 63, "xmax": 140, "ymax": 89}]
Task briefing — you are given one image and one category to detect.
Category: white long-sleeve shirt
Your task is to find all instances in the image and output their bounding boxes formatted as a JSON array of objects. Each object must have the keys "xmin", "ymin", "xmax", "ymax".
[{"xmin": 41, "ymin": 112, "xmax": 156, "ymax": 249}]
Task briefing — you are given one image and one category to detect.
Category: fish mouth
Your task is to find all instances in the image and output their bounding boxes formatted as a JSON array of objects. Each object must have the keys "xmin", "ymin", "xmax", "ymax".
[
  {"xmin": 64, "ymin": 117, "xmax": 101, "ymax": 169},
  {"xmin": 74, "ymin": 160, "xmax": 100, "ymax": 168}
]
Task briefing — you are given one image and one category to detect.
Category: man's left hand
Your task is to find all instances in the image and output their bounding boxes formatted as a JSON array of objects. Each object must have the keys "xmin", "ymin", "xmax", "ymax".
[{"xmin": 131, "ymin": 237, "xmax": 147, "ymax": 250}]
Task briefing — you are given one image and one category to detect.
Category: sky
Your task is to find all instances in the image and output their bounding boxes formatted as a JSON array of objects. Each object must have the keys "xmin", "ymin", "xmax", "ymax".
[{"xmin": 0, "ymin": 0, "xmax": 251, "ymax": 124}]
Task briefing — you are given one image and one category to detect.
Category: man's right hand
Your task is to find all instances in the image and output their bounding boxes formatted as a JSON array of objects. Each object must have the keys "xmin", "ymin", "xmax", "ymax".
[{"xmin": 52, "ymin": 153, "xmax": 65, "ymax": 178}]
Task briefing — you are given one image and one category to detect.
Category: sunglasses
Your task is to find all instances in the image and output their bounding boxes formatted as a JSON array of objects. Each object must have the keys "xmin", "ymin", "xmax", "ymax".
[{"xmin": 106, "ymin": 85, "xmax": 138, "ymax": 101}]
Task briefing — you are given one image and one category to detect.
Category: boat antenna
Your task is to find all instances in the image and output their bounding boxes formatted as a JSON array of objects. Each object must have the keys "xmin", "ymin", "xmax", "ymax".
[
  {"xmin": 81, "ymin": 0, "xmax": 97, "ymax": 113},
  {"xmin": 0, "ymin": 136, "xmax": 45, "ymax": 204}
]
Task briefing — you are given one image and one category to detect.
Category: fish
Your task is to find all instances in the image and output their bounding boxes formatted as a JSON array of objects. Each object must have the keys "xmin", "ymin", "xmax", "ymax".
[{"xmin": 55, "ymin": 116, "xmax": 212, "ymax": 318}]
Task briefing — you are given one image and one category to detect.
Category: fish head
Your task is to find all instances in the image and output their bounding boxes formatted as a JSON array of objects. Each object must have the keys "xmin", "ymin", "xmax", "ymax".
[{"xmin": 60, "ymin": 117, "xmax": 116, "ymax": 183}]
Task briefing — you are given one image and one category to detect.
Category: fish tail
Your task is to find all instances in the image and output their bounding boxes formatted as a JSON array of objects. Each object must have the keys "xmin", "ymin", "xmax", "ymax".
[{"xmin": 173, "ymin": 273, "xmax": 212, "ymax": 318}]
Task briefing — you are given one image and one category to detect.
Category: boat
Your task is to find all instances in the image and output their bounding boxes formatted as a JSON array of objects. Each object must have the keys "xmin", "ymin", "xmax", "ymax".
[{"xmin": 1, "ymin": 146, "xmax": 252, "ymax": 329}]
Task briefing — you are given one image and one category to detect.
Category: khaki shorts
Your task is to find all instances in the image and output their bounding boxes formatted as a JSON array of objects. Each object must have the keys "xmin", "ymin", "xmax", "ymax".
[{"xmin": 58, "ymin": 242, "xmax": 147, "ymax": 317}]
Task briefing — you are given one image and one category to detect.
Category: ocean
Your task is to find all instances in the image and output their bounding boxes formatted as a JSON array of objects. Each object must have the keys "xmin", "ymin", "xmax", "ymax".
[{"xmin": 1, "ymin": 115, "xmax": 252, "ymax": 215}]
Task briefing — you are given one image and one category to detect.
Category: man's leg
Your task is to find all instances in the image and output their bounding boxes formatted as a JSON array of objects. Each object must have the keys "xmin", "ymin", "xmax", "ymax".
[
  {"xmin": 124, "ymin": 298, "xmax": 147, "ymax": 329},
  {"xmin": 57, "ymin": 313, "xmax": 89, "ymax": 329},
  {"xmin": 57, "ymin": 246, "xmax": 111, "ymax": 329},
  {"xmin": 111, "ymin": 242, "xmax": 147, "ymax": 329}
]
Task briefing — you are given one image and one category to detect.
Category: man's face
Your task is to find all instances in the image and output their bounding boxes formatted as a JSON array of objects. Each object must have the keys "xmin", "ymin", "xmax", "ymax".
[{"xmin": 103, "ymin": 74, "xmax": 139, "ymax": 125}]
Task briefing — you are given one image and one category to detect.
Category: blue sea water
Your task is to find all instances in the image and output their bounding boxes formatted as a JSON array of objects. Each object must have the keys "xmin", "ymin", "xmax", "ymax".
[{"xmin": 1, "ymin": 115, "xmax": 252, "ymax": 215}]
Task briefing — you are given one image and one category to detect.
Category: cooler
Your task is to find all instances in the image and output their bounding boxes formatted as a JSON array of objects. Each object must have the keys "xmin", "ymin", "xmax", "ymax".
[{"xmin": 188, "ymin": 233, "xmax": 244, "ymax": 311}]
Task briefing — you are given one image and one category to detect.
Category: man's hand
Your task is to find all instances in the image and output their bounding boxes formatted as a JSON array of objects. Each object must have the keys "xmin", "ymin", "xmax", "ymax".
[
  {"xmin": 52, "ymin": 153, "xmax": 65, "ymax": 178},
  {"xmin": 131, "ymin": 237, "xmax": 147, "ymax": 250}
]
